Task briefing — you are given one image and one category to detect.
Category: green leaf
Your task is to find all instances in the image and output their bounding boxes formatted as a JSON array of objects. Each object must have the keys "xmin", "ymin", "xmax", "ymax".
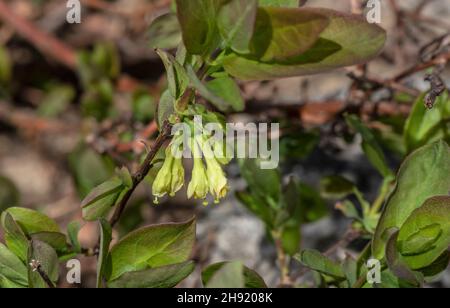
[
  {"xmin": 81, "ymin": 169, "xmax": 131, "ymax": 221},
  {"xmin": 204, "ymin": 261, "xmax": 245, "ymax": 288},
  {"xmin": 417, "ymin": 251, "xmax": 450, "ymax": 278},
  {"xmin": 336, "ymin": 200, "xmax": 360, "ymax": 220},
  {"xmin": 385, "ymin": 228, "xmax": 423, "ymax": 287},
  {"xmin": 77, "ymin": 43, "xmax": 120, "ymax": 86},
  {"xmin": 92, "ymin": 43, "xmax": 120, "ymax": 80},
  {"xmin": 370, "ymin": 269, "xmax": 419, "ymax": 288},
  {"xmin": 0, "ymin": 176, "xmax": 20, "ymax": 212},
  {"xmin": 28, "ymin": 240, "xmax": 59, "ymax": 288},
  {"xmin": 281, "ymin": 225, "xmax": 301, "ymax": 256},
  {"xmin": 108, "ymin": 261, "xmax": 195, "ymax": 288},
  {"xmin": 236, "ymin": 191, "xmax": 274, "ymax": 228},
  {"xmin": 175, "ymin": 0, "xmax": 222, "ymax": 55},
  {"xmin": 346, "ymin": 114, "xmax": 393, "ymax": 178},
  {"xmin": 1, "ymin": 209, "xmax": 63, "ymax": 255},
  {"xmin": 0, "ymin": 212, "xmax": 29, "ymax": 261},
  {"xmin": 108, "ymin": 218, "xmax": 196, "ymax": 281},
  {"xmin": 372, "ymin": 141, "xmax": 450, "ymax": 259},
  {"xmin": 398, "ymin": 196, "xmax": 450, "ymax": 270},
  {"xmin": 69, "ymin": 146, "xmax": 115, "ymax": 198},
  {"xmin": 277, "ymin": 179, "xmax": 326, "ymax": 253},
  {"xmin": 157, "ymin": 89, "xmax": 175, "ymax": 128},
  {"xmin": 217, "ymin": 0, "xmax": 258, "ymax": 54},
  {"xmin": 67, "ymin": 221, "xmax": 82, "ymax": 254},
  {"xmin": 4, "ymin": 207, "xmax": 60, "ymax": 234},
  {"xmin": 224, "ymin": 8, "xmax": 386, "ymax": 80},
  {"xmin": 97, "ymin": 219, "xmax": 112, "ymax": 288},
  {"xmin": 156, "ymin": 49, "xmax": 189, "ymax": 99},
  {"xmin": 0, "ymin": 274, "xmax": 26, "ymax": 288},
  {"xmin": 342, "ymin": 256, "xmax": 358, "ymax": 287},
  {"xmin": 297, "ymin": 183, "xmax": 328, "ymax": 223},
  {"xmin": 258, "ymin": 0, "xmax": 300, "ymax": 7},
  {"xmin": 186, "ymin": 65, "xmax": 231, "ymax": 112},
  {"xmin": 80, "ymin": 79, "xmax": 114, "ymax": 121},
  {"xmin": 404, "ymin": 91, "xmax": 450, "ymax": 153},
  {"xmin": 206, "ymin": 74, "xmax": 245, "ymax": 112},
  {"xmin": 320, "ymin": 175, "xmax": 355, "ymax": 200},
  {"xmin": 37, "ymin": 85, "xmax": 75, "ymax": 118},
  {"xmin": 279, "ymin": 130, "xmax": 319, "ymax": 159},
  {"xmin": 202, "ymin": 262, "xmax": 267, "ymax": 288},
  {"xmin": 148, "ymin": 13, "xmax": 182, "ymax": 49},
  {"xmin": 295, "ymin": 249, "xmax": 345, "ymax": 279},
  {"xmin": 0, "ymin": 243, "xmax": 28, "ymax": 287},
  {"xmin": 246, "ymin": 7, "xmax": 329, "ymax": 62},
  {"xmin": 132, "ymin": 89, "xmax": 155, "ymax": 123},
  {"xmin": 239, "ymin": 159, "xmax": 281, "ymax": 207},
  {"xmin": 30, "ymin": 232, "xmax": 67, "ymax": 251},
  {"xmin": 399, "ymin": 224, "xmax": 442, "ymax": 257}
]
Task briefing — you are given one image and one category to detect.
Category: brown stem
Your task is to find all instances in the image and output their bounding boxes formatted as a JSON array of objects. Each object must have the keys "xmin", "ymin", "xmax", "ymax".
[
  {"xmin": 29, "ymin": 260, "xmax": 56, "ymax": 288},
  {"xmin": 109, "ymin": 122, "xmax": 172, "ymax": 227},
  {"xmin": 352, "ymin": 273, "xmax": 367, "ymax": 288},
  {"xmin": 392, "ymin": 51, "xmax": 450, "ymax": 82},
  {"xmin": 273, "ymin": 231, "xmax": 292, "ymax": 287},
  {"xmin": 37, "ymin": 267, "xmax": 56, "ymax": 288}
]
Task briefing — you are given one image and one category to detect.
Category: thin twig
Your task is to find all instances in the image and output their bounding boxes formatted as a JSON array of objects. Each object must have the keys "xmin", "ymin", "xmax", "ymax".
[
  {"xmin": 29, "ymin": 259, "xmax": 56, "ymax": 288},
  {"xmin": 109, "ymin": 122, "xmax": 172, "ymax": 227},
  {"xmin": 273, "ymin": 232, "xmax": 292, "ymax": 287},
  {"xmin": 392, "ymin": 50, "xmax": 450, "ymax": 82}
]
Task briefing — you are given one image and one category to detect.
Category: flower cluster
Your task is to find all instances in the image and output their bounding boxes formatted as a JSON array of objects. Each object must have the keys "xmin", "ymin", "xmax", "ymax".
[{"xmin": 152, "ymin": 116, "xmax": 231, "ymax": 205}]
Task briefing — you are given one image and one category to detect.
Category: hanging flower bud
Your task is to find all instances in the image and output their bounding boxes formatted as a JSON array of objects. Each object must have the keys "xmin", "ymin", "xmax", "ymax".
[
  {"xmin": 199, "ymin": 136, "xmax": 229, "ymax": 202},
  {"xmin": 213, "ymin": 138, "xmax": 232, "ymax": 165},
  {"xmin": 205, "ymin": 156, "xmax": 228, "ymax": 203},
  {"xmin": 170, "ymin": 155, "xmax": 185, "ymax": 197},
  {"xmin": 187, "ymin": 138, "xmax": 209, "ymax": 200},
  {"xmin": 152, "ymin": 147, "xmax": 174, "ymax": 203}
]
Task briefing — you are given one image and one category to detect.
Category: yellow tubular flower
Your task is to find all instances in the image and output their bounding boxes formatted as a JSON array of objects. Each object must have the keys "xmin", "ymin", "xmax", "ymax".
[
  {"xmin": 200, "ymin": 136, "xmax": 229, "ymax": 203},
  {"xmin": 187, "ymin": 139, "xmax": 209, "ymax": 200},
  {"xmin": 170, "ymin": 154, "xmax": 185, "ymax": 197},
  {"xmin": 213, "ymin": 138, "xmax": 232, "ymax": 165},
  {"xmin": 152, "ymin": 147, "xmax": 174, "ymax": 203}
]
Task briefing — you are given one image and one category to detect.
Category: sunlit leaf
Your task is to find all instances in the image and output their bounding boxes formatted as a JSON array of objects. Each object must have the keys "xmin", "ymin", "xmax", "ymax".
[
  {"xmin": 206, "ymin": 74, "xmax": 245, "ymax": 111},
  {"xmin": 398, "ymin": 196, "xmax": 450, "ymax": 270},
  {"xmin": 258, "ymin": 0, "xmax": 301, "ymax": 7},
  {"xmin": 404, "ymin": 91, "xmax": 450, "ymax": 153},
  {"xmin": 4, "ymin": 207, "xmax": 60, "ymax": 234},
  {"xmin": 107, "ymin": 218, "xmax": 196, "ymax": 281},
  {"xmin": 176, "ymin": 0, "xmax": 222, "ymax": 55},
  {"xmin": 372, "ymin": 141, "xmax": 450, "ymax": 259},
  {"xmin": 202, "ymin": 262, "xmax": 267, "ymax": 288},
  {"xmin": 97, "ymin": 219, "xmax": 112, "ymax": 288},
  {"xmin": 108, "ymin": 261, "xmax": 195, "ymax": 288},
  {"xmin": 148, "ymin": 13, "xmax": 182, "ymax": 49},
  {"xmin": 0, "ymin": 243, "xmax": 28, "ymax": 287},
  {"xmin": 27, "ymin": 240, "xmax": 58, "ymax": 288},
  {"xmin": 217, "ymin": 0, "xmax": 258, "ymax": 53},
  {"xmin": 0, "ymin": 212, "xmax": 29, "ymax": 261},
  {"xmin": 204, "ymin": 261, "xmax": 245, "ymax": 288},
  {"xmin": 346, "ymin": 114, "xmax": 393, "ymax": 178},
  {"xmin": 224, "ymin": 8, "xmax": 386, "ymax": 80},
  {"xmin": 295, "ymin": 249, "xmax": 345, "ymax": 279}
]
